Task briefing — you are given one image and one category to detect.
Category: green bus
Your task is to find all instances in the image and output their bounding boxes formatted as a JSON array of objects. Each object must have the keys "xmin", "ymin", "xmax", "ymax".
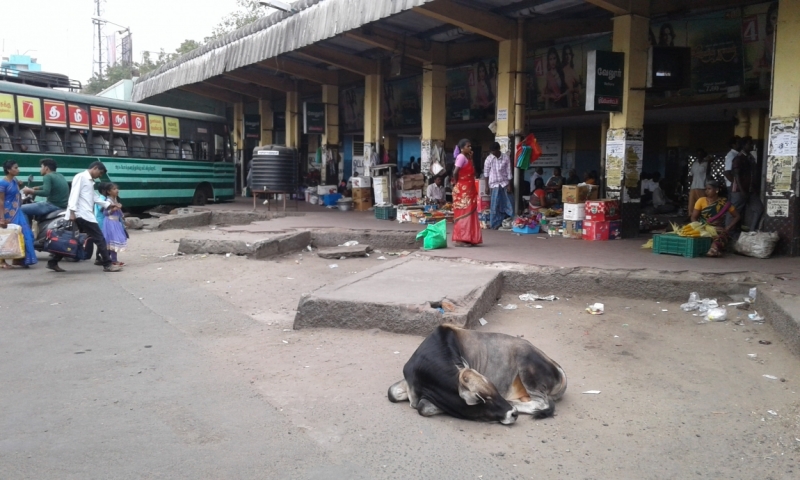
[{"xmin": 0, "ymin": 81, "xmax": 234, "ymax": 208}]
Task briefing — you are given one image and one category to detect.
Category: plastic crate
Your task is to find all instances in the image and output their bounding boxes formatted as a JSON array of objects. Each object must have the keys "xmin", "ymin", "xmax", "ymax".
[
  {"xmin": 652, "ymin": 233, "xmax": 712, "ymax": 258},
  {"xmin": 375, "ymin": 205, "xmax": 397, "ymax": 220},
  {"xmin": 512, "ymin": 225, "xmax": 540, "ymax": 234}
]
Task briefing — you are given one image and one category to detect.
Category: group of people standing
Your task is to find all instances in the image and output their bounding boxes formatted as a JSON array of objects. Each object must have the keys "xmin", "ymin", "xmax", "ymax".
[{"xmin": 0, "ymin": 158, "xmax": 127, "ymax": 272}]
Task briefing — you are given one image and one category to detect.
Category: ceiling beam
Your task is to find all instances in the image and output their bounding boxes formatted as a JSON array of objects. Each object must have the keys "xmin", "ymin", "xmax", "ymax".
[
  {"xmin": 413, "ymin": 0, "xmax": 517, "ymax": 42},
  {"xmin": 258, "ymin": 57, "xmax": 340, "ymax": 85},
  {"xmin": 447, "ymin": 40, "xmax": 501, "ymax": 66},
  {"xmin": 344, "ymin": 29, "xmax": 445, "ymax": 64},
  {"xmin": 204, "ymin": 77, "xmax": 274, "ymax": 99},
  {"xmin": 525, "ymin": 18, "xmax": 614, "ymax": 45},
  {"xmin": 294, "ymin": 45, "xmax": 379, "ymax": 76},
  {"xmin": 178, "ymin": 84, "xmax": 243, "ymax": 104},
  {"xmin": 223, "ymin": 69, "xmax": 297, "ymax": 93},
  {"xmin": 584, "ymin": 0, "xmax": 649, "ymax": 16}
]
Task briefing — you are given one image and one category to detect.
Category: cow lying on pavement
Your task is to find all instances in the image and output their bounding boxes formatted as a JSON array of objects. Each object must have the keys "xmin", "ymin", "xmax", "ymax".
[{"xmin": 388, "ymin": 325, "xmax": 567, "ymax": 424}]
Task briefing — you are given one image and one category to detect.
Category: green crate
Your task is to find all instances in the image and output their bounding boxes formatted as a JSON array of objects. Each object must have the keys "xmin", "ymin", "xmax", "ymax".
[
  {"xmin": 375, "ymin": 205, "xmax": 397, "ymax": 220},
  {"xmin": 652, "ymin": 233, "xmax": 713, "ymax": 258}
]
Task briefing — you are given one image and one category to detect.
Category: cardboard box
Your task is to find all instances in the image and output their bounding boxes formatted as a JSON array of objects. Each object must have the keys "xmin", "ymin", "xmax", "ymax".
[
  {"xmin": 585, "ymin": 199, "xmax": 620, "ymax": 221},
  {"xmin": 583, "ymin": 220, "xmax": 610, "ymax": 241},
  {"xmin": 353, "ymin": 198, "xmax": 373, "ymax": 211},
  {"xmin": 351, "ymin": 176, "xmax": 372, "ymax": 188},
  {"xmin": 608, "ymin": 220, "xmax": 622, "ymax": 240},
  {"xmin": 317, "ymin": 185, "xmax": 338, "ymax": 195},
  {"xmin": 401, "ymin": 174, "xmax": 424, "ymax": 190},
  {"xmin": 563, "ymin": 220, "xmax": 583, "ymax": 239},
  {"xmin": 400, "ymin": 189, "xmax": 422, "ymax": 205},
  {"xmin": 373, "ymin": 184, "xmax": 390, "ymax": 204},
  {"xmin": 478, "ymin": 194, "xmax": 490, "ymax": 212},
  {"xmin": 352, "ymin": 187, "xmax": 372, "ymax": 201},
  {"xmin": 476, "ymin": 179, "xmax": 488, "ymax": 197},
  {"xmin": 563, "ymin": 203, "xmax": 586, "ymax": 221},
  {"xmin": 562, "ymin": 184, "xmax": 599, "ymax": 203}
]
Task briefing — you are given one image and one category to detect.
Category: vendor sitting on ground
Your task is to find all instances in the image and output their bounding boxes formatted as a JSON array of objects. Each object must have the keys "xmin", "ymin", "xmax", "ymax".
[
  {"xmin": 584, "ymin": 170, "xmax": 598, "ymax": 185},
  {"xmin": 546, "ymin": 167, "xmax": 565, "ymax": 188},
  {"xmin": 528, "ymin": 177, "xmax": 550, "ymax": 211},
  {"xmin": 426, "ymin": 175, "xmax": 446, "ymax": 206},
  {"xmin": 691, "ymin": 180, "xmax": 740, "ymax": 257},
  {"xmin": 565, "ymin": 168, "xmax": 580, "ymax": 185},
  {"xmin": 650, "ymin": 179, "xmax": 677, "ymax": 214}
]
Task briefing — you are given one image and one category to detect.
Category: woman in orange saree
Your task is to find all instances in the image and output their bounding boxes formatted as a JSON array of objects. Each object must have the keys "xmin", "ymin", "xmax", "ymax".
[{"xmin": 451, "ymin": 139, "xmax": 483, "ymax": 247}]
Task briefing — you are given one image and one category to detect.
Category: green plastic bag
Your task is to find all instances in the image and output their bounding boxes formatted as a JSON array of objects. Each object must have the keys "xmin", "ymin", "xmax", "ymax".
[{"xmin": 416, "ymin": 220, "xmax": 448, "ymax": 250}]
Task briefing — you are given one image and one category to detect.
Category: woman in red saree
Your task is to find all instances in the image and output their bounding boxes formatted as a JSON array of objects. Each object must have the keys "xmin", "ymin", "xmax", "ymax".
[{"xmin": 451, "ymin": 139, "xmax": 483, "ymax": 247}]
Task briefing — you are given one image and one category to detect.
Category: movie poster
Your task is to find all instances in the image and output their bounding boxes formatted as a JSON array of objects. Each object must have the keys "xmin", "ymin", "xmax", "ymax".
[
  {"xmin": 446, "ymin": 58, "xmax": 498, "ymax": 121},
  {"xmin": 528, "ymin": 35, "xmax": 611, "ymax": 112},
  {"xmin": 384, "ymin": 76, "xmax": 421, "ymax": 129},
  {"xmin": 742, "ymin": 1, "xmax": 779, "ymax": 95}
]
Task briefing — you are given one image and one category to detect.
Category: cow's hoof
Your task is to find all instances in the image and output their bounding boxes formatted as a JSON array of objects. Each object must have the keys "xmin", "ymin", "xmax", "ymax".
[
  {"xmin": 416, "ymin": 398, "xmax": 443, "ymax": 417},
  {"xmin": 388, "ymin": 380, "xmax": 409, "ymax": 403}
]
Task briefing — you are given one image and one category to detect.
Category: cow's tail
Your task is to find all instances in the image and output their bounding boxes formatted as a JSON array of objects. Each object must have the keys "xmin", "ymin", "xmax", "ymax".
[{"xmin": 549, "ymin": 361, "xmax": 568, "ymax": 402}]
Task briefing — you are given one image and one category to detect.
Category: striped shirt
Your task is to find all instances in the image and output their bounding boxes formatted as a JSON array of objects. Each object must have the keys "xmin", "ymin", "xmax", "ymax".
[{"xmin": 483, "ymin": 153, "xmax": 512, "ymax": 188}]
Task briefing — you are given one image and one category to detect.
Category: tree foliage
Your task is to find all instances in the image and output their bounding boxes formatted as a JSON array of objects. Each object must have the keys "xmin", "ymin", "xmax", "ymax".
[{"xmin": 206, "ymin": 0, "xmax": 273, "ymax": 41}]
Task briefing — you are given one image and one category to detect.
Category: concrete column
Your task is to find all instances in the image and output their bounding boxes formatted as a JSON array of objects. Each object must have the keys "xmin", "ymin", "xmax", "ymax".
[
  {"xmin": 321, "ymin": 84, "xmax": 340, "ymax": 185},
  {"xmin": 285, "ymin": 90, "xmax": 300, "ymax": 149},
  {"xmin": 606, "ymin": 10, "xmax": 649, "ymax": 238},
  {"xmin": 421, "ymin": 64, "xmax": 446, "ymax": 182},
  {"xmin": 735, "ymin": 109, "xmax": 751, "ymax": 138},
  {"xmin": 495, "ymin": 23, "xmax": 526, "ymax": 213},
  {"xmin": 259, "ymin": 98, "xmax": 274, "ymax": 146},
  {"xmin": 363, "ymin": 73, "xmax": 383, "ymax": 176},
  {"xmin": 233, "ymin": 101, "xmax": 245, "ymax": 195},
  {"xmin": 764, "ymin": 0, "xmax": 800, "ymax": 255}
]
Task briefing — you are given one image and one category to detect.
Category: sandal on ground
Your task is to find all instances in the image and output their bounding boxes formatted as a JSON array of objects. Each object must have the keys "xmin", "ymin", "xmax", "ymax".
[
  {"xmin": 47, "ymin": 264, "xmax": 66, "ymax": 273},
  {"xmin": 113, "ymin": 262, "xmax": 125, "ymax": 266}
]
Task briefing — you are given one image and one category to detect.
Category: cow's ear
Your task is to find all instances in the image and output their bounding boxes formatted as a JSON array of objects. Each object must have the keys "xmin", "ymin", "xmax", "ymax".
[{"xmin": 458, "ymin": 369, "xmax": 487, "ymax": 405}]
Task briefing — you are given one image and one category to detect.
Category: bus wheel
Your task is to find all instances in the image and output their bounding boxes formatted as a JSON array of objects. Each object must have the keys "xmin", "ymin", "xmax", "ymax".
[{"xmin": 192, "ymin": 187, "xmax": 209, "ymax": 206}]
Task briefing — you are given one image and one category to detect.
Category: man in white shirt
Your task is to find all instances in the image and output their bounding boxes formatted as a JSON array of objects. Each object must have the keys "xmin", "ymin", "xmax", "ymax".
[
  {"xmin": 47, "ymin": 161, "xmax": 122, "ymax": 273},
  {"xmin": 426, "ymin": 176, "xmax": 446, "ymax": 206},
  {"xmin": 723, "ymin": 135, "xmax": 741, "ymax": 189}
]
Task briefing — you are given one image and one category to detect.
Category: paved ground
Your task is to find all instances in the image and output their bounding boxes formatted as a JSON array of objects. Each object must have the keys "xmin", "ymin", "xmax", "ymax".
[{"xmin": 2, "ymin": 211, "xmax": 799, "ymax": 478}]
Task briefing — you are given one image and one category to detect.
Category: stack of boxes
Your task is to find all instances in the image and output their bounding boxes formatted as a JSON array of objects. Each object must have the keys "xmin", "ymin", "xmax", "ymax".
[
  {"xmin": 400, "ymin": 174, "xmax": 424, "ymax": 204},
  {"xmin": 351, "ymin": 176, "xmax": 373, "ymax": 211},
  {"xmin": 560, "ymin": 185, "xmax": 621, "ymax": 241},
  {"xmin": 561, "ymin": 185, "xmax": 598, "ymax": 240}
]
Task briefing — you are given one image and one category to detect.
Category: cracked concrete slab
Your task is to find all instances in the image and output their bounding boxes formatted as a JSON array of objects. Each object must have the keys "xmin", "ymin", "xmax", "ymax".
[
  {"xmin": 317, "ymin": 245, "xmax": 372, "ymax": 259},
  {"xmin": 294, "ymin": 257, "xmax": 502, "ymax": 336}
]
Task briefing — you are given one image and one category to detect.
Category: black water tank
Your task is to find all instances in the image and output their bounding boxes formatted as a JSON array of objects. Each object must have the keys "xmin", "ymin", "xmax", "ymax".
[{"xmin": 250, "ymin": 145, "xmax": 298, "ymax": 192}]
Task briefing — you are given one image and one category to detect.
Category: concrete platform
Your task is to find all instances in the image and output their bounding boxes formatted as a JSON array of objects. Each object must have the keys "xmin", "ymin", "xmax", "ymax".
[{"xmin": 293, "ymin": 257, "xmax": 503, "ymax": 335}]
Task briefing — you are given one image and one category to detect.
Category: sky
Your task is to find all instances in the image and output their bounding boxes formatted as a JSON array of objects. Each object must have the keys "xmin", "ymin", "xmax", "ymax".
[{"xmin": 2, "ymin": 0, "xmax": 295, "ymax": 85}]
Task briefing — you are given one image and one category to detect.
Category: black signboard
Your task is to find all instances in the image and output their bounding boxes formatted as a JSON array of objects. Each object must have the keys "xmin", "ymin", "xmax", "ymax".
[
  {"xmin": 303, "ymin": 102, "xmax": 325, "ymax": 134},
  {"xmin": 585, "ymin": 50, "xmax": 624, "ymax": 112},
  {"xmin": 244, "ymin": 114, "xmax": 260, "ymax": 139}
]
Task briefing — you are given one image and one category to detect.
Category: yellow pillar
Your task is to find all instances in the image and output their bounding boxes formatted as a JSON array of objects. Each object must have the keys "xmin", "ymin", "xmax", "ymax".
[
  {"xmin": 285, "ymin": 90, "xmax": 299, "ymax": 149},
  {"xmin": 495, "ymin": 22, "xmax": 526, "ymax": 212},
  {"xmin": 363, "ymin": 73, "xmax": 383, "ymax": 176},
  {"xmin": 321, "ymin": 84, "xmax": 340, "ymax": 185},
  {"xmin": 233, "ymin": 101, "xmax": 245, "ymax": 195},
  {"xmin": 259, "ymin": 98, "xmax": 274, "ymax": 145},
  {"xmin": 606, "ymin": 6, "xmax": 649, "ymax": 238},
  {"xmin": 735, "ymin": 109, "xmax": 751, "ymax": 138},
  {"xmin": 421, "ymin": 64, "xmax": 446, "ymax": 180},
  {"xmin": 766, "ymin": 0, "xmax": 800, "ymax": 254}
]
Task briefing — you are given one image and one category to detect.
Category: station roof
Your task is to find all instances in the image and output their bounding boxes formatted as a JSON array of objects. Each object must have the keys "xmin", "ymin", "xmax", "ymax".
[{"xmin": 132, "ymin": 0, "xmax": 755, "ymax": 104}]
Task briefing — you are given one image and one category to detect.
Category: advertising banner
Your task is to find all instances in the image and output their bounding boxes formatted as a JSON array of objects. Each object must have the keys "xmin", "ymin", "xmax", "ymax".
[
  {"xmin": 303, "ymin": 103, "xmax": 325, "ymax": 134},
  {"xmin": 585, "ymin": 51, "xmax": 624, "ymax": 112},
  {"xmin": 528, "ymin": 35, "xmax": 611, "ymax": 112},
  {"xmin": 742, "ymin": 1, "xmax": 779, "ymax": 94},
  {"xmin": 90, "ymin": 107, "xmax": 110, "ymax": 131},
  {"xmin": 16, "ymin": 96, "xmax": 42, "ymax": 126},
  {"xmin": 111, "ymin": 109, "xmax": 130, "ymax": 133},
  {"xmin": 68, "ymin": 104, "xmax": 89, "ymax": 129},
  {"xmin": 244, "ymin": 114, "xmax": 260, "ymax": 139},
  {"xmin": 384, "ymin": 75, "xmax": 421, "ymax": 129},
  {"xmin": 165, "ymin": 117, "xmax": 180, "ymax": 138},
  {"xmin": 131, "ymin": 113, "xmax": 147, "ymax": 135},
  {"xmin": 446, "ymin": 58, "xmax": 497, "ymax": 121},
  {"xmin": 44, "ymin": 100, "xmax": 66, "ymax": 127}
]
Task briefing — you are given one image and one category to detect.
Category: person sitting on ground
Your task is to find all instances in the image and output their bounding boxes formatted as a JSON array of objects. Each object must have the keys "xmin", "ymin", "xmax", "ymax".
[
  {"xmin": 691, "ymin": 180, "xmax": 739, "ymax": 257},
  {"xmin": 546, "ymin": 167, "xmax": 565, "ymax": 188},
  {"xmin": 583, "ymin": 171, "xmax": 598, "ymax": 185},
  {"xmin": 21, "ymin": 158, "xmax": 69, "ymax": 224},
  {"xmin": 564, "ymin": 168, "xmax": 580, "ymax": 185},
  {"xmin": 426, "ymin": 175, "xmax": 446, "ymax": 206},
  {"xmin": 528, "ymin": 177, "xmax": 550, "ymax": 211},
  {"xmin": 651, "ymin": 180, "xmax": 677, "ymax": 214}
]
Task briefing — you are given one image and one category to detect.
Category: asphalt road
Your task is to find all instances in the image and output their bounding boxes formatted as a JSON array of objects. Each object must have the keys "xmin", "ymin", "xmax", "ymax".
[{"xmin": 0, "ymin": 259, "xmax": 514, "ymax": 479}]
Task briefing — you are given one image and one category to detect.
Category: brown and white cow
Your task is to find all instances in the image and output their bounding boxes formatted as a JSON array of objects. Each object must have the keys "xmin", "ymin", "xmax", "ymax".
[{"xmin": 388, "ymin": 325, "xmax": 567, "ymax": 424}]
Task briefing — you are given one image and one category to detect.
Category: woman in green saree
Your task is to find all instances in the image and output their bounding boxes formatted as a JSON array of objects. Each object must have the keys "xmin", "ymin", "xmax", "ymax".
[{"xmin": 690, "ymin": 180, "xmax": 740, "ymax": 257}]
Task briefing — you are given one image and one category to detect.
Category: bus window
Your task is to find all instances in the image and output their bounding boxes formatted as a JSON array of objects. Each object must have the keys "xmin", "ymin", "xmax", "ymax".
[
  {"xmin": 112, "ymin": 136, "xmax": 128, "ymax": 157},
  {"xmin": 0, "ymin": 126, "xmax": 12, "ymax": 151},
  {"xmin": 165, "ymin": 140, "xmax": 179, "ymax": 159},
  {"xmin": 92, "ymin": 134, "xmax": 110, "ymax": 156},
  {"xmin": 68, "ymin": 132, "xmax": 88, "ymax": 155},
  {"xmin": 149, "ymin": 138, "xmax": 165, "ymax": 158},
  {"xmin": 214, "ymin": 134, "xmax": 224, "ymax": 160},
  {"xmin": 18, "ymin": 128, "xmax": 41, "ymax": 153},
  {"xmin": 130, "ymin": 137, "xmax": 146, "ymax": 158},
  {"xmin": 181, "ymin": 141, "xmax": 194, "ymax": 160},
  {"xmin": 199, "ymin": 141, "xmax": 209, "ymax": 160},
  {"xmin": 45, "ymin": 131, "xmax": 64, "ymax": 153}
]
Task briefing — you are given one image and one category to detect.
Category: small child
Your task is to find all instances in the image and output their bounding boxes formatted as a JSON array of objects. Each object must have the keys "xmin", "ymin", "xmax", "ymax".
[{"xmin": 99, "ymin": 183, "xmax": 127, "ymax": 266}]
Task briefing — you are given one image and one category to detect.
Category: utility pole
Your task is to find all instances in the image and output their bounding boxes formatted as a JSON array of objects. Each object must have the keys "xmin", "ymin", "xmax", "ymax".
[{"xmin": 92, "ymin": 0, "xmax": 105, "ymax": 78}]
